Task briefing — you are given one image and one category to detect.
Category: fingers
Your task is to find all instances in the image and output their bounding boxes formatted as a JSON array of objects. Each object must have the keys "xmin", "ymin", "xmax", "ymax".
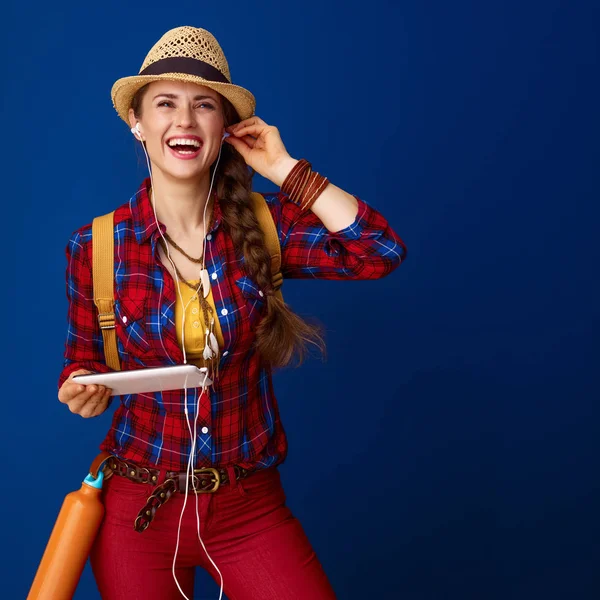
[
  {"xmin": 224, "ymin": 135, "xmax": 256, "ymax": 161},
  {"xmin": 89, "ymin": 390, "xmax": 112, "ymax": 418},
  {"xmin": 230, "ymin": 124, "xmax": 276, "ymax": 139},
  {"xmin": 229, "ymin": 116, "xmax": 266, "ymax": 130},
  {"xmin": 59, "ymin": 370, "xmax": 90, "ymax": 402},
  {"xmin": 227, "ymin": 116, "xmax": 273, "ymax": 138},
  {"xmin": 58, "ymin": 380, "xmax": 86, "ymax": 404},
  {"xmin": 241, "ymin": 135, "xmax": 258, "ymax": 148},
  {"xmin": 78, "ymin": 386, "xmax": 112, "ymax": 418},
  {"xmin": 59, "ymin": 376, "xmax": 113, "ymax": 418},
  {"xmin": 74, "ymin": 385, "xmax": 104, "ymax": 416},
  {"xmin": 65, "ymin": 384, "xmax": 103, "ymax": 413},
  {"xmin": 225, "ymin": 134, "xmax": 257, "ymax": 150},
  {"xmin": 225, "ymin": 116, "xmax": 288, "ymax": 180}
]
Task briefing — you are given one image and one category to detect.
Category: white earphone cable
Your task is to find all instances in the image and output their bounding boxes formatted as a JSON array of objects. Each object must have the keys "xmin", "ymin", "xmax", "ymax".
[{"xmin": 137, "ymin": 126, "xmax": 226, "ymax": 599}]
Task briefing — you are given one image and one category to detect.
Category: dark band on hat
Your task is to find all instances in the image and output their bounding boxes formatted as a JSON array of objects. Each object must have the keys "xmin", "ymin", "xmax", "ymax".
[{"xmin": 139, "ymin": 57, "xmax": 229, "ymax": 83}]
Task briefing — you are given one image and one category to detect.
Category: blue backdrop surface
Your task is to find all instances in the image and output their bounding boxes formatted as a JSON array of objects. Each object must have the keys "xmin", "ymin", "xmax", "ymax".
[{"xmin": 2, "ymin": 1, "xmax": 598, "ymax": 599}]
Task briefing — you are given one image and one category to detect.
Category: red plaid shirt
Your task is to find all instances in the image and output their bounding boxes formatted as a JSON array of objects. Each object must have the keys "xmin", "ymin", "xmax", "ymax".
[{"xmin": 60, "ymin": 178, "xmax": 407, "ymax": 471}]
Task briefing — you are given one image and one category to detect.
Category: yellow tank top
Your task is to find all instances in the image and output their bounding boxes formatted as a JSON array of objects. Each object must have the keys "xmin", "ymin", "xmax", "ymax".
[{"xmin": 174, "ymin": 280, "xmax": 225, "ymax": 368}]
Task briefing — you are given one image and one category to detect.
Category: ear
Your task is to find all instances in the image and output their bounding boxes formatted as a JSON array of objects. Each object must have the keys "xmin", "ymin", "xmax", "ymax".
[{"xmin": 128, "ymin": 108, "xmax": 137, "ymax": 131}]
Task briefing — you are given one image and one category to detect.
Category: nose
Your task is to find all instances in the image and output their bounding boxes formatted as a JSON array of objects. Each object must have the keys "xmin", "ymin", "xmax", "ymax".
[{"xmin": 176, "ymin": 104, "xmax": 197, "ymax": 129}]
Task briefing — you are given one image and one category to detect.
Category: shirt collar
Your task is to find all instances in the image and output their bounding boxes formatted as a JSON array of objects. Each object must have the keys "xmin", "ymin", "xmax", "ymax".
[{"xmin": 130, "ymin": 177, "xmax": 223, "ymax": 245}]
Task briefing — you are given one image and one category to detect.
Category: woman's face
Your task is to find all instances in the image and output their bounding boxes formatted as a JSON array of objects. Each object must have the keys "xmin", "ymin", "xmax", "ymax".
[{"xmin": 128, "ymin": 80, "xmax": 226, "ymax": 182}]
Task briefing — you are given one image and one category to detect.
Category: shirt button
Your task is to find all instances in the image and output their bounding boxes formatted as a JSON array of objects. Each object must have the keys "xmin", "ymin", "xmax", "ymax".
[
  {"xmin": 211, "ymin": 272, "xmax": 217, "ymax": 280},
  {"xmin": 221, "ymin": 308, "xmax": 228, "ymax": 316},
  {"xmin": 206, "ymin": 234, "xmax": 212, "ymax": 241},
  {"xmin": 259, "ymin": 290, "xmax": 264, "ymax": 297},
  {"xmin": 122, "ymin": 316, "xmax": 128, "ymax": 324},
  {"xmin": 201, "ymin": 426, "xmax": 209, "ymax": 434},
  {"xmin": 223, "ymin": 350, "xmax": 229, "ymax": 356},
  {"xmin": 191, "ymin": 307, "xmax": 199, "ymax": 315},
  {"xmin": 193, "ymin": 321, "xmax": 200, "ymax": 328}
]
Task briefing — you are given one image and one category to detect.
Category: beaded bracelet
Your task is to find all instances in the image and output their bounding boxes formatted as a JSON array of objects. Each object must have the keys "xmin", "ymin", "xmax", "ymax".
[{"xmin": 281, "ymin": 159, "xmax": 329, "ymax": 212}]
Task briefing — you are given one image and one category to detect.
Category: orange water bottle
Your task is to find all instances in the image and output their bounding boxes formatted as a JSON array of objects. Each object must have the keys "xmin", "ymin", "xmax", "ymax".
[{"xmin": 28, "ymin": 454, "xmax": 109, "ymax": 600}]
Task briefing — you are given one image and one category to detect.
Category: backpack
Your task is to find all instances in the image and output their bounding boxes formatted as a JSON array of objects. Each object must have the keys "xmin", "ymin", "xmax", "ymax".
[{"xmin": 91, "ymin": 192, "xmax": 282, "ymax": 371}]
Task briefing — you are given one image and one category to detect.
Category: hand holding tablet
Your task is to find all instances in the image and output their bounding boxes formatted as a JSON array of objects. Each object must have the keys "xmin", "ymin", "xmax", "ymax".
[
  {"xmin": 72, "ymin": 364, "xmax": 212, "ymax": 396},
  {"xmin": 58, "ymin": 369, "xmax": 113, "ymax": 418}
]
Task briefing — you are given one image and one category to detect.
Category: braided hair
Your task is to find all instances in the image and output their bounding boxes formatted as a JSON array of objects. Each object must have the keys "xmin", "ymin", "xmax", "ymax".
[{"xmin": 131, "ymin": 84, "xmax": 325, "ymax": 368}]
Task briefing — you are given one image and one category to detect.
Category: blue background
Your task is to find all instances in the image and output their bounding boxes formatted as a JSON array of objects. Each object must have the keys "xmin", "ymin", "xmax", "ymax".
[{"xmin": 3, "ymin": 1, "xmax": 598, "ymax": 598}]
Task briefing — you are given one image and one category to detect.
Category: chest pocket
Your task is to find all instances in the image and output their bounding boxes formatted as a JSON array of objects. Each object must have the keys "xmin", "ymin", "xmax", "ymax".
[
  {"xmin": 235, "ymin": 275, "xmax": 266, "ymax": 328},
  {"xmin": 114, "ymin": 294, "xmax": 156, "ymax": 359}
]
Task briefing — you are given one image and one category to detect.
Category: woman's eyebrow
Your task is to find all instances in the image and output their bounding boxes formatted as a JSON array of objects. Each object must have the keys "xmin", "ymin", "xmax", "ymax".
[{"xmin": 152, "ymin": 93, "xmax": 218, "ymax": 101}]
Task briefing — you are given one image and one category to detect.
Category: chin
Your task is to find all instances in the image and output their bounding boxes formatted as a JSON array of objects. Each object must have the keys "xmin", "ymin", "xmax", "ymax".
[{"xmin": 162, "ymin": 163, "xmax": 206, "ymax": 181}]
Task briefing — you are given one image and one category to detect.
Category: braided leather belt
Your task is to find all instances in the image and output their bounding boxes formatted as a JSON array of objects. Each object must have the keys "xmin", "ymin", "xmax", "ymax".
[{"xmin": 104, "ymin": 455, "xmax": 252, "ymax": 532}]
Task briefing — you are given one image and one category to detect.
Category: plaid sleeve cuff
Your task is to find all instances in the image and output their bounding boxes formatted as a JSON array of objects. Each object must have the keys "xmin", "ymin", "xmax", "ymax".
[{"xmin": 327, "ymin": 196, "xmax": 371, "ymax": 240}]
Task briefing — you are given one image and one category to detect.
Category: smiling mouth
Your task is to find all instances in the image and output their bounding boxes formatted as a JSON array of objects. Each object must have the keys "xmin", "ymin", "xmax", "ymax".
[
  {"xmin": 165, "ymin": 140, "xmax": 204, "ymax": 159},
  {"xmin": 167, "ymin": 143, "xmax": 202, "ymax": 155},
  {"xmin": 172, "ymin": 146, "xmax": 198, "ymax": 154}
]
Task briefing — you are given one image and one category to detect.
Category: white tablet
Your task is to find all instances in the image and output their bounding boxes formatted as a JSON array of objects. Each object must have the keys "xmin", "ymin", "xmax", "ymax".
[{"xmin": 72, "ymin": 365, "xmax": 212, "ymax": 396}]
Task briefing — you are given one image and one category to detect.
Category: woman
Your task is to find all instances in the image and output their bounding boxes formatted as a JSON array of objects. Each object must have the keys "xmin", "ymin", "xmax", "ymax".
[{"xmin": 57, "ymin": 26, "xmax": 407, "ymax": 600}]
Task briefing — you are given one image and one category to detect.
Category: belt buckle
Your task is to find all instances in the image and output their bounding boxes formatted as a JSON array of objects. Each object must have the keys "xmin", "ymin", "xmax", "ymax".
[{"xmin": 191, "ymin": 467, "xmax": 221, "ymax": 494}]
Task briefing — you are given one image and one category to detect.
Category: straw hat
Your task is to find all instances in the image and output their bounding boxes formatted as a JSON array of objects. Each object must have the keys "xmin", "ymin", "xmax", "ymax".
[{"xmin": 111, "ymin": 26, "xmax": 256, "ymax": 126}]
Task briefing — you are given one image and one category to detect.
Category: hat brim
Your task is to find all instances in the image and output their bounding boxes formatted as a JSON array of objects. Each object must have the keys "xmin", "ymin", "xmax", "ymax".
[{"xmin": 111, "ymin": 73, "xmax": 256, "ymax": 126}]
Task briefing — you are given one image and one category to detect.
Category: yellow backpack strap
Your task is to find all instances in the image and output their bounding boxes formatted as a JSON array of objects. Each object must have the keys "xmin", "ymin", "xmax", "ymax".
[
  {"xmin": 249, "ymin": 192, "xmax": 283, "ymax": 301},
  {"xmin": 91, "ymin": 211, "xmax": 121, "ymax": 371}
]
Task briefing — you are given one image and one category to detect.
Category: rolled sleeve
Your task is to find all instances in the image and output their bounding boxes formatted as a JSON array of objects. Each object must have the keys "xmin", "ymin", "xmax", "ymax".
[{"xmin": 264, "ymin": 192, "xmax": 407, "ymax": 280}]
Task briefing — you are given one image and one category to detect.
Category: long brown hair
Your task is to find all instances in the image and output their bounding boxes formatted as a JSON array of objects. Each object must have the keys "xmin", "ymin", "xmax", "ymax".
[{"xmin": 131, "ymin": 84, "xmax": 325, "ymax": 368}]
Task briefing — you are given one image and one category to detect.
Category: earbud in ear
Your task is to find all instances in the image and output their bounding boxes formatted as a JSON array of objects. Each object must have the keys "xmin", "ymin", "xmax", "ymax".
[
  {"xmin": 222, "ymin": 132, "xmax": 231, "ymax": 140},
  {"xmin": 131, "ymin": 123, "xmax": 143, "ymax": 141}
]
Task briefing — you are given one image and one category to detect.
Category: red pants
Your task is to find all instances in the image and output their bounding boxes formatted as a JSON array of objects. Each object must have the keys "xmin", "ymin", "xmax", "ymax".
[{"xmin": 90, "ymin": 465, "xmax": 337, "ymax": 599}]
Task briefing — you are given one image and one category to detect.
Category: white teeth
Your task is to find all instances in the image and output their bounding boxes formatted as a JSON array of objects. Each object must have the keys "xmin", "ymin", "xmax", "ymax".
[{"xmin": 167, "ymin": 138, "xmax": 201, "ymax": 147}]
